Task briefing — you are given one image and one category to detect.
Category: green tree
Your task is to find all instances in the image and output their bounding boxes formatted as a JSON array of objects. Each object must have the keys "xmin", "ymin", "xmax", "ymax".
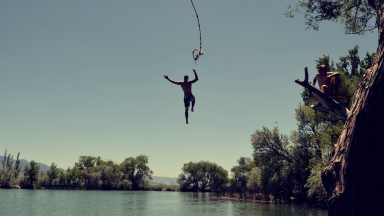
[
  {"xmin": 22, "ymin": 160, "xmax": 40, "ymax": 189},
  {"xmin": 37, "ymin": 171, "xmax": 50, "ymax": 188},
  {"xmin": 13, "ymin": 152, "xmax": 21, "ymax": 179},
  {"xmin": 46, "ymin": 163, "xmax": 60, "ymax": 187},
  {"xmin": 305, "ymin": 163, "xmax": 327, "ymax": 206},
  {"xmin": 251, "ymin": 126, "xmax": 318, "ymax": 203},
  {"xmin": 251, "ymin": 127, "xmax": 295, "ymax": 201},
  {"xmin": 76, "ymin": 156, "xmax": 104, "ymax": 189},
  {"xmin": 246, "ymin": 167, "xmax": 262, "ymax": 191},
  {"xmin": 0, "ymin": 150, "xmax": 22, "ymax": 188},
  {"xmin": 81, "ymin": 159, "xmax": 122, "ymax": 190},
  {"xmin": 178, "ymin": 161, "xmax": 199, "ymax": 191},
  {"xmin": 83, "ymin": 167, "xmax": 102, "ymax": 189},
  {"xmin": 120, "ymin": 155, "xmax": 153, "ymax": 189},
  {"xmin": 78, "ymin": 156, "xmax": 97, "ymax": 169},
  {"xmin": 99, "ymin": 160, "xmax": 121, "ymax": 189},
  {"xmin": 66, "ymin": 165, "xmax": 82, "ymax": 187},
  {"xmin": 230, "ymin": 157, "xmax": 256, "ymax": 187},
  {"xmin": 178, "ymin": 161, "xmax": 228, "ymax": 192},
  {"xmin": 58, "ymin": 170, "xmax": 67, "ymax": 187},
  {"xmin": 0, "ymin": 150, "xmax": 15, "ymax": 188}
]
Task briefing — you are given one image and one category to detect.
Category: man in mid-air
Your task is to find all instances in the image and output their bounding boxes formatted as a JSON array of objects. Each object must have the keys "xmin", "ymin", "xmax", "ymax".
[
  {"xmin": 164, "ymin": 69, "xmax": 198, "ymax": 124},
  {"xmin": 313, "ymin": 65, "xmax": 341, "ymax": 95}
]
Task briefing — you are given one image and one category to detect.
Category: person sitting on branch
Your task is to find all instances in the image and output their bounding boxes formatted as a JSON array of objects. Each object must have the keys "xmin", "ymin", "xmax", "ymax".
[
  {"xmin": 312, "ymin": 65, "xmax": 341, "ymax": 96},
  {"xmin": 164, "ymin": 69, "xmax": 199, "ymax": 124}
]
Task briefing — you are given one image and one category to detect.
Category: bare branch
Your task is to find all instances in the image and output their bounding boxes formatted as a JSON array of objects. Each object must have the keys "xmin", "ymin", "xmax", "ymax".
[{"xmin": 295, "ymin": 67, "xmax": 350, "ymax": 121}]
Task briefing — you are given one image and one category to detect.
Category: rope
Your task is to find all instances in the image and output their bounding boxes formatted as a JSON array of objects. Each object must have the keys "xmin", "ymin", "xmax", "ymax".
[{"xmin": 191, "ymin": 0, "xmax": 204, "ymax": 61}]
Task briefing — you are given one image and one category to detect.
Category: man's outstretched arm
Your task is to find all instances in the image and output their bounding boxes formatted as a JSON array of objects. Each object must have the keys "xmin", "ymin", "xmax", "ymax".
[
  {"xmin": 190, "ymin": 69, "xmax": 199, "ymax": 83},
  {"xmin": 164, "ymin": 75, "xmax": 182, "ymax": 85}
]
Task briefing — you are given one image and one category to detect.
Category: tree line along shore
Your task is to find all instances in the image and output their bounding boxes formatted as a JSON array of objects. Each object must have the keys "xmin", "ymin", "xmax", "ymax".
[{"xmin": 1, "ymin": 46, "xmax": 374, "ymax": 208}]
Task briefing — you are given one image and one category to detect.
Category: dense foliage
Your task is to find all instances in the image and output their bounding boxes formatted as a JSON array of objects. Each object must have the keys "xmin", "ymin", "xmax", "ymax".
[
  {"xmin": 20, "ymin": 160, "xmax": 40, "ymax": 189},
  {"xmin": 230, "ymin": 157, "xmax": 256, "ymax": 187},
  {"xmin": 177, "ymin": 161, "xmax": 228, "ymax": 192},
  {"xmin": 120, "ymin": 155, "xmax": 153, "ymax": 189}
]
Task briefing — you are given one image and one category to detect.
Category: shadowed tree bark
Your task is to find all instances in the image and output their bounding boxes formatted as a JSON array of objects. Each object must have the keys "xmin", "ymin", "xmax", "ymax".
[{"xmin": 321, "ymin": 1, "xmax": 384, "ymax": 215}]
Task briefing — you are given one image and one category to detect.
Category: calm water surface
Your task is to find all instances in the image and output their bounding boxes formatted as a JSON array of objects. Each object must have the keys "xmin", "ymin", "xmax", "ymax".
[{"xmin": 0, "ymin": 189, "xmax": 326, "ymax": 216}]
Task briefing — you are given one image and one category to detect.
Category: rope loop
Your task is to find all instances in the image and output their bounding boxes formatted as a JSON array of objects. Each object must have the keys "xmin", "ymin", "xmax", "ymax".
[{"xmin": 192, "ymin": 49, "xmax": 204, "ymax": 61}]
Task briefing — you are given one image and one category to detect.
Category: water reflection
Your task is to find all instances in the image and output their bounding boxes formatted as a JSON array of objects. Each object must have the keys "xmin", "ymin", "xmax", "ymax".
[{"xmin": 0, "ymin": 189, "xmax": 327, "ymax": 216}]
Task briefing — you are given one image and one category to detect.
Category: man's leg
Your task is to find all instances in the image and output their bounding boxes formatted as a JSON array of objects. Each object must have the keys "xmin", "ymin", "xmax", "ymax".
[
  {"xmin": 191, "ymin": 99, "xmax": 195, "ymax": 112},
  {"xmin": 185, "ymin": 107, "xmax": 189, "ymax": 124},
  {"xmin": 184, "ymin": 97, "xmax": 189, "ymax": 124},
  {"xmin": 333, "ymin": 76, "xmax": 341, "ymax": 95}
]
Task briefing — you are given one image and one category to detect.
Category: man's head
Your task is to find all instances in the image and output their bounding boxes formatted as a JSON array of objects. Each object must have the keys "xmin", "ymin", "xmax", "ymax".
[
  {"xmin": 318, "ymin": 65, "xmax": 327, "ymax": 75},
  {"xmin": 184, "ymin": 75, "xmax": 189, "ymax": 81}
]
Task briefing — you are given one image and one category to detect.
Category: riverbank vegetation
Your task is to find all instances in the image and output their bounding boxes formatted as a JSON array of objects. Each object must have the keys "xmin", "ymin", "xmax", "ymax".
[
  {"xmin": 1, "ymin": 153, "xmax": 155, "ymax": 191},
  {"xmin": 0, "ymin": 150, "xmax": 22, "ymax": 188}
]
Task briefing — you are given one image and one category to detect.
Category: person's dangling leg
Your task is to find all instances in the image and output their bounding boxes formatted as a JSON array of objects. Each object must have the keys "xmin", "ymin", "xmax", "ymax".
[
  {"xmin": 184, "ymin": 96, "xmax": 190, "ymax": 124},
  {"xmin": 191, "ymin": 98, "xmax": 195, "ymax": 112},
  {"xmin": 185, "ymin": 108, "xmax": 189, "ymax": 124}
]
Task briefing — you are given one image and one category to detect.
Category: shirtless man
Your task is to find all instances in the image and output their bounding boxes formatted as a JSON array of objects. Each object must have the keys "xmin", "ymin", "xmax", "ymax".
[
  {"xmin": 164, "ymin": 69, "xmax": 199, "ymax": 124},
  {"xmin": 313, "ymin": 65, "xmax": 341, "ymax": 95}
]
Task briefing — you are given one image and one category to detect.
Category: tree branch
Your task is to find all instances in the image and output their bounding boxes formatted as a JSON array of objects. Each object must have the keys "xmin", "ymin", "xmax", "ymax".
[{"xmin": 295, "ymin": 67, "xmax": 350, "ymax": 121}]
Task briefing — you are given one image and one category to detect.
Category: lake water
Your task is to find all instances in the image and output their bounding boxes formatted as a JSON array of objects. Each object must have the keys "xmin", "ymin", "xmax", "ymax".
[{"xmin": 0, "ymin": 189, "xmax": 327, "ymax": 216}]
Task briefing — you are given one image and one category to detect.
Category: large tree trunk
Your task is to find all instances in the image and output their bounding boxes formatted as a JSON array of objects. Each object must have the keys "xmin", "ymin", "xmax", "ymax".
[{"xmin": 321, "ymin": 1, "xmax": 384, "ymax": 215}]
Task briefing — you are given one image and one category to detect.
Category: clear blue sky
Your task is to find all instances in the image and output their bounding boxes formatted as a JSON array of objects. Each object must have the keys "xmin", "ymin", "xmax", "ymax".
[{"xmin": 0, "ymin": 0, "xmax": 377, "ymax": 177}]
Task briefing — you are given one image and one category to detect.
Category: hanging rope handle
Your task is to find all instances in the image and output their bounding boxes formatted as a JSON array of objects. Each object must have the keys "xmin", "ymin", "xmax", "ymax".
[{"xmin": 191, "ymin": 0, "xmax": 204, "ymax": 61}]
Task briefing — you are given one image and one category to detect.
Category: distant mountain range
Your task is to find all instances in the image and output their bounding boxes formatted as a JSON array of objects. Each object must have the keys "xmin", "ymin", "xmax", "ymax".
[
  {"xmin": 150, "ymin": 176, "xmax": 179, "ymax": 185},
  {"xmin": 0, "ymin": 156, "xmax": 178, "ymax": 184},
  {"xmin": 0, "ymin": 156, "xmax": 58, "ymax": 172}
]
